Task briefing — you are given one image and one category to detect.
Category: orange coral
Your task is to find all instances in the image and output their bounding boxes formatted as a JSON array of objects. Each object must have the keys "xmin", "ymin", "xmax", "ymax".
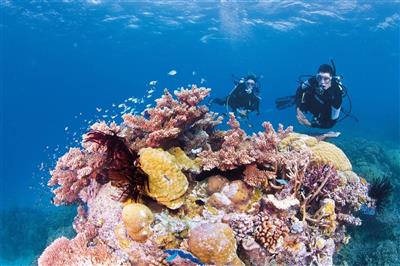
[{"xmin": 206, "ymin": 175, "xmax": 229, "ymax": 195}]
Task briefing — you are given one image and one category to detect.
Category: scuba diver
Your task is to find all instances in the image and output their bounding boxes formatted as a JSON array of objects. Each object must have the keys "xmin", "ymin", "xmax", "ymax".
[
  {"xmin": 275, "ymin": 60, "xmax": 355, "ymax": 129},
  {"xmin": 209, "ymin": 74, "xmax": 261, "ymax": 122}
]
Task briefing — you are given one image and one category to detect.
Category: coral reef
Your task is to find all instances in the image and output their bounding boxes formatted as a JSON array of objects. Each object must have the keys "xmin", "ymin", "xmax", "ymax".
[
  {"xmin": 331, "ymin": 137, "xmax": 400, "ymax": 266},
  {"xmin": 42, "ymin": 86, "xmax": 375, "ymax": 266}
]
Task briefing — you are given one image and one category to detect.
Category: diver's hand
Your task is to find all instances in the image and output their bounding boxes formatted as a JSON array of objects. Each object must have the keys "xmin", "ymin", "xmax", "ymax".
[{"xmin": 296, "ymin": 108, "xmax": 312, "ymax": 127}]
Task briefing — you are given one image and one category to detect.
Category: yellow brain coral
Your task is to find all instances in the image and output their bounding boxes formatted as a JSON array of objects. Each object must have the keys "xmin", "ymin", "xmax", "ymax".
[
  {"xmin": 279, "ymin": 133, "xmax": 352, "ymax": 171},
  {"xmin": 122, "ymin": 203, "xmax": 154, "ymax": 242},
  {"xmin": 188, "ymin": 223, "xmax": 244, "ymax": 266},
  {"xmin": 138, "ymin": 147, "xmax": 192, "ymax": 209}
]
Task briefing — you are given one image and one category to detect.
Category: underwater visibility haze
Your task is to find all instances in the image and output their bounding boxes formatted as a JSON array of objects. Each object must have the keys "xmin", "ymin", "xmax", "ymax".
[{"xmin": 1, "ymin": 1, "xmax": 399, "ymax": 265}]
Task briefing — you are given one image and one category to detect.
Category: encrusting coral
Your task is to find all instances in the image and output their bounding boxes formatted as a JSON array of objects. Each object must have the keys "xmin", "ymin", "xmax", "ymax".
[{"xmin": 42, "ymin": 85, "xmax": 374, "ymax": 266}]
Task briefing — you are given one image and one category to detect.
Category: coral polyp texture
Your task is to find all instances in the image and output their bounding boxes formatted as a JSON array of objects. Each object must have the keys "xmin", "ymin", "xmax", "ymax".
[{"xmin": 41, "ymin": 85, "xmax": 373, "ymax": 266}]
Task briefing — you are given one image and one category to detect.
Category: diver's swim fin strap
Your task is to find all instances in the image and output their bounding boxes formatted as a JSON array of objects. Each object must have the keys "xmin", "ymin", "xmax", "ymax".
[{"xmin": 275, "ymin": 95, "xmax": 296, "ymax": 110}]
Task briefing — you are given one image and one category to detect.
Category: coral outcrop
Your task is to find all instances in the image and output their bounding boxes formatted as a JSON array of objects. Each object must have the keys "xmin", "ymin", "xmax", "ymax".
[{"xmin": 42, "ymin": 85, "xmax": 374, "ymax": 266}]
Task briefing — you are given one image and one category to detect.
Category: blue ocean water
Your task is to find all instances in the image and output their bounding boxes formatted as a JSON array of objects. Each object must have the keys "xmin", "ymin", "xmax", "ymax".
[{"xmin": 0, "ymin": 1, "xmax": 399, "ymax": 265}]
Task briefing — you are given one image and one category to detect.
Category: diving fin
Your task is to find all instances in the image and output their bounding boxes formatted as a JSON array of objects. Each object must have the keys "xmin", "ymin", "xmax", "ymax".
[{"xmin": 275, "ymin": 95, "xmax": 296, "ymax": 110}]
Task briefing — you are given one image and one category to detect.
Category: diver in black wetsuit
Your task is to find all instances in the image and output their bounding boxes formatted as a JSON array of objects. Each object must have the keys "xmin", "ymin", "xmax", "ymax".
[
  {"xmin": 209, "ymin": 75, "xmax": 261, "ymax": 119},
  {"xmin": 275, "ymin": 63, "xmax": 346, "ymax": 129},
  {"xmin": 295, "ymin": 64, "xmax": 343, "ymax": 129}
]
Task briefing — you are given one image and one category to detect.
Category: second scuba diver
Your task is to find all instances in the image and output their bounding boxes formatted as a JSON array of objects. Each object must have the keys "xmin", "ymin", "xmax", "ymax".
[{"xmin": 209, "ymin": 74, "xmax": 261, "ymax": 121}]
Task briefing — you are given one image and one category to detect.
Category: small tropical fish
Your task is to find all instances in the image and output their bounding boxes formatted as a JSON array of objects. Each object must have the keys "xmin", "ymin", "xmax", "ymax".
[
  {"xmin": 168, "ymin": 70, "xmax": 177, "ymax": 76},
  {"xmin": 200, "ymin": 78, "xmax": 206, "ymax": 84},
  {"xmin": 149, "ymin": 80, "xmax": 157, "ymax": 86},
  {"xmin": 191, "ymin": 147, "xmax": 202, "ymax": 154},
  {"xmin": 275, "ymin": 179, "xmax": 289, "ymax": 185}
]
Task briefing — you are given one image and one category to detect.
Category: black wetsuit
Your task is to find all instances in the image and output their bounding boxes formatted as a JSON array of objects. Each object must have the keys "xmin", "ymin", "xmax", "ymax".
[
  {"xmin": 295, "ymin": 77, "xmax": 342, "ymax": 129},
  {"xmin": 212, "ymin": 83, "xmax": 260, "ymax": 115}
]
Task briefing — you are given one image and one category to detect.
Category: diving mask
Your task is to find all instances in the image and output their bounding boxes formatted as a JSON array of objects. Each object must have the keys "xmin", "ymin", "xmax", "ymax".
[
  {"xmin": 316, "ymin": 74, "xmax": 332, "ymax": 83},
  {"xmin": 245, "ymin": 79, "xmax": 256, "ymax": 94}
]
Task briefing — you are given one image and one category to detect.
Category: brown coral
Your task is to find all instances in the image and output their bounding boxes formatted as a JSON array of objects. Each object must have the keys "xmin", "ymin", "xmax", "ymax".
[
  {"xmin": 254, "ymin": 212, "xmax": 290, "ymax": 254},
  {"xmin": 122, "ymin": 203, "xmax": 154, "ymax": 242},
  {"xmin": 199, "ymin": 115, "xmax": 291, "ymax": 171},
  {"xmin": 188, "ymin": 222, "xmax": 244, "ymax": 265},
  {"xmin": 207, "ymin": 180, "xmax": 253, "ymax": 212},
  {"xmin": 206, "ymin": 175, "xmax": 229, "ymax": 195},
  {"xmin": 243, "ymin": 164, "xmax": 281, "ymax": 190}
]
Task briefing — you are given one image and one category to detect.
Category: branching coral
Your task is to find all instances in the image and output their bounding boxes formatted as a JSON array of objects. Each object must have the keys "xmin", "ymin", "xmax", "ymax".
[
  {"xmin": 48, "ymin": 148, "xmax": 93, "ymax": 205},
  {"xmin": 199, "ymin": 114, "xmax": 291, "ymax": 171},
  {"xmin": 199, "ymin": 113, "xmax": 254, "ymax": 171},
  {"xmin": 123, "ymin": 86, "xmax": 216, "ymax": 148}
]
